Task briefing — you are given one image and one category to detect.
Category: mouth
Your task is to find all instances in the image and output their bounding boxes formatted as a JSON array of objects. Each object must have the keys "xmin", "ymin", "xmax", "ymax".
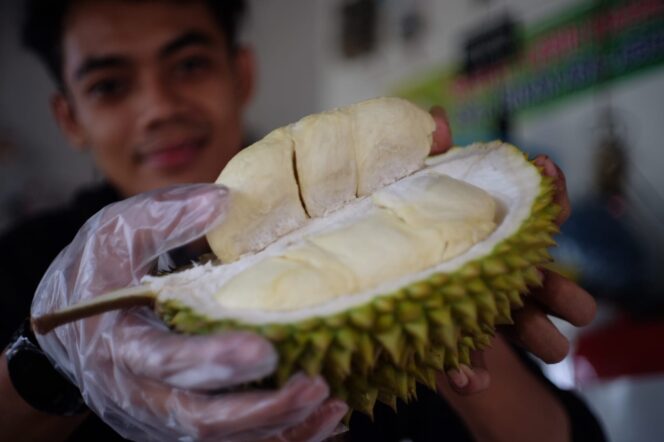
[{"xmin": 137, "ymin": 136, "xmax": 207, "ymax": 171}]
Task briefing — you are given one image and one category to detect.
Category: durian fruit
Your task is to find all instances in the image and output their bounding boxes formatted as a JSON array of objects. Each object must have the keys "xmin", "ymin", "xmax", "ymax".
[{"xmin": 33, "ymin": 97, "xmax": 559, "ymax": 418}]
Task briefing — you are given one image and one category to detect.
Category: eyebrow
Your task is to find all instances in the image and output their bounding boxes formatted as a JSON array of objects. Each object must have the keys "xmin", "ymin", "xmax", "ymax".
[
  {"xmin": 159, "ymin": 30, "xmax": 214, "ymax": 58},
  {"xmin": 75, "ymin": 56, "xmax": 130, "ymax": 81},
  {"xmin": 74, "ymin": 30, "xmax": 214, "ymax": 81}
]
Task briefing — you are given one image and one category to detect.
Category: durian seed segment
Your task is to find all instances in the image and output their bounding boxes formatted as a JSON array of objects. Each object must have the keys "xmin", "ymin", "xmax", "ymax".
[
  {"xmin": 205, "ymin": 127, "xmax": 308, "ymax": 264},
  {"xmin": 206, "ymin": 97, "xmax": 436, "ymax": 263}
]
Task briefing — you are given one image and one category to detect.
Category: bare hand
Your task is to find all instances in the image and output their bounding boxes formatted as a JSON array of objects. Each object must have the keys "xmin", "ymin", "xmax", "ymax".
[
  {"xmin": 501, "ymin": 156, "xmax": 596, "ymax": 364},
  {"xmin": 428, "ymin": 110, "xmax": 597, "ymax": 394}
]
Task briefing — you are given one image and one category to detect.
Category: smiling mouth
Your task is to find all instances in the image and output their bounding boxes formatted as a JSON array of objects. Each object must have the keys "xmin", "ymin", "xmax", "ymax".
[{"xmin": 138, "ymin": 137, "xmax": 207, "ymax": 170}]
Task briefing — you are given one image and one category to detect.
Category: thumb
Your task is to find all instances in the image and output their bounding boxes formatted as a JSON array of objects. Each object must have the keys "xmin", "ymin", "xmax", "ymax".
[
  {"xmin": 430, "ymin": 106, "xmax": 453, "ymax": 155},
  {"xmin": 86, "ymin": 183, "xmax": 230, "ymax": 287},
  {"xmin": 100, "ymin": 183, "xmax": 229, "ymax": 255},
  {"xmin": 31, "ymin": 184, "xmax": 230, "ymax": 314},
  {"xmin": 444, "ymin": 350, "xmax": 491, "ymax": 395}
]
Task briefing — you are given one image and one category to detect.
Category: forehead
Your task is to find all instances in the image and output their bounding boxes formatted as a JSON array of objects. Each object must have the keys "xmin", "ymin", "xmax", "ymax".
[{"xmin": 62, "ymin": 1, "xmax": 226, "ymax": 73}]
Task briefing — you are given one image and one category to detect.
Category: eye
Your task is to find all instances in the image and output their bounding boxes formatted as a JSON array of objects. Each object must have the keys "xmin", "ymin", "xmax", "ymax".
[
  {"xmin": 174, "ymin": 55, "xmax": 212, "ymax": 76},
  {"xmin": 86, "ymin": 78, "xmax": 128, "ymax": 100}
]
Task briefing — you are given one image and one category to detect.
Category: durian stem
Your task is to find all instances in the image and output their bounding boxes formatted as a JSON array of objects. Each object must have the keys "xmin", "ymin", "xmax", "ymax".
[{"xmin": 31, "ymin": 285, "xmax": 157, "ymax": 335}]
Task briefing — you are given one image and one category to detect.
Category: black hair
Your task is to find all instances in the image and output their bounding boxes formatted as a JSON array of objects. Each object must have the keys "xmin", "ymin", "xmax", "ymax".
[{"xmin": 21, "ymin": 0, "xmax": 247, "ymax": 88}]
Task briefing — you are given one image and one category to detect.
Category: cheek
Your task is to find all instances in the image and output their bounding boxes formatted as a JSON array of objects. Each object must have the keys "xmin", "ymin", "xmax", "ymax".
[
  {"xmin": 191, "ymin": 74, "xmax": 243, "ymax": 119},
  {"xmin": 81, "ymin": 103, "xmax": 132, "ymax": 143},
  {"xmin": 204, "ymin": 97, "xmax": 237, "ymax": 127},
  {"xmin": 197, "ymin": 85, "xmax": 244, "ymax": 144},
  {"xmin": 80, "ymin": 109, "xmax": 136, "ymax": 168}
]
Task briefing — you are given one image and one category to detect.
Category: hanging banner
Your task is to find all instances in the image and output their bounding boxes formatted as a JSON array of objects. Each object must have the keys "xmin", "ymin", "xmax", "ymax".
[{"xmin": 398, "ymin": 0, "xmax": 664, "ymax": 143}]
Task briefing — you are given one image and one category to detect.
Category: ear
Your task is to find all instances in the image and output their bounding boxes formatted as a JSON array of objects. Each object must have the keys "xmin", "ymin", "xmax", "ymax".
[
  {"xmin": 51, "ymin": 92, "xmax": 88, "ymax": 150},
  {"xmin": 232, "ymin": 46, "xmax": 255, "ymax": 109}
]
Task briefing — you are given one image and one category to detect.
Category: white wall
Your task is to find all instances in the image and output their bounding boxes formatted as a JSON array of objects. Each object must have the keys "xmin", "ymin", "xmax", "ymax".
[{"xmin": 243, "ymin": 0, "xmax": 320, "ymax": 137}]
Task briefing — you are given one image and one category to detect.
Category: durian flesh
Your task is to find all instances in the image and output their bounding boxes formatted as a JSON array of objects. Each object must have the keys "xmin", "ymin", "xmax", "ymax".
[
  {"xmin": 210, "ymin": 172, "xmax": 497, "ymax": 312},
  {"xmin": 146, "ymin": 97, "xmax": 559, "ymax": 416}
]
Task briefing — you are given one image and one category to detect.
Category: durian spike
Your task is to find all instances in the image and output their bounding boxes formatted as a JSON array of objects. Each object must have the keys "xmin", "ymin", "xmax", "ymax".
[{"xmin": 31, "ymin": 285, "xmax": 156, "ymax": 335}]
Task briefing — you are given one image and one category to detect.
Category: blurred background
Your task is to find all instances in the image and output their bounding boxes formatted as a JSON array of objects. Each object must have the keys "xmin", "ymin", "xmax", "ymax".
[{"xmin": 1, "ymin": 0, "xmax": 663, "ymax": 440}]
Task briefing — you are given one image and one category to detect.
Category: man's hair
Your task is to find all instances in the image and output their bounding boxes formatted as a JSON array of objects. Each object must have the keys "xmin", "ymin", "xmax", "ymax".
[{"xmin": 22, "ymin": 0, "xmax": 247, "ymax": 88}]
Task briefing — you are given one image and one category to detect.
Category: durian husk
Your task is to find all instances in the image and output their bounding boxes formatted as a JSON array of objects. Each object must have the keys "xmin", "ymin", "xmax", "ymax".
[{"xmin": 158, "ymin": 155, "xmax": 559, "ymax": 418}]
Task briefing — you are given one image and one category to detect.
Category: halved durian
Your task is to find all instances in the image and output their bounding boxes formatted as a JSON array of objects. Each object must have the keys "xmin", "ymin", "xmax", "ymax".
[{"xmin": 33, "ymin": 97, "xmax": 558, "ymax": 418}]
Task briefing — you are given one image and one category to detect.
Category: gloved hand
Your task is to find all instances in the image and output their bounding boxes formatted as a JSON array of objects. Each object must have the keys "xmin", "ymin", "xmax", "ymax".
[{"xmin": 31, "ymin": 184, "xmax": 347, "ymax": 442}]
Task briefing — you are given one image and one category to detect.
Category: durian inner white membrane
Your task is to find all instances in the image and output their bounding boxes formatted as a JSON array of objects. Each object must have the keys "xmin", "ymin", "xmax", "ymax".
[{"xmin": 146, "ymin": 142, "xmax": 540, "ymax": 324}]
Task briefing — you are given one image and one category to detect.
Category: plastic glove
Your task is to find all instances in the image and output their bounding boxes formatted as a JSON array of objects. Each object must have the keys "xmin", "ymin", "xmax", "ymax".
[{"xmin": 31, "ymin": 184, "xmax": 347, "ymax": 442}]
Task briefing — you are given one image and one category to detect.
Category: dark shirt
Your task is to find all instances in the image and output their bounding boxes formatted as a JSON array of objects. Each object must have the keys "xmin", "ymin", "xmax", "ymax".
[
  {"xmin": 0, "ymin": 184, "xmax": 126, "ymax": 441},
  {"xmin": 0, "ymin": 184, "xmax": 605, "ymax": 441},
  {"xmin": 0, "ymin": 184, "xmax": 121, "ymax": 347}
]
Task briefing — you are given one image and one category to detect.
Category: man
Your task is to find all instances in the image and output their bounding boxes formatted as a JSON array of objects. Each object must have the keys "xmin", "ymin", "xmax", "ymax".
[{"xmin": 1, "ymin": 1, "xmax": 604, "ymax": 441}]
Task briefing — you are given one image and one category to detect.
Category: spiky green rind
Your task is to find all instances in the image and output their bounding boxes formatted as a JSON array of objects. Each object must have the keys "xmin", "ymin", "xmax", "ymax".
[{"xmin": 158, "ymin": 161, "xmax": 559, "ymax": 418}]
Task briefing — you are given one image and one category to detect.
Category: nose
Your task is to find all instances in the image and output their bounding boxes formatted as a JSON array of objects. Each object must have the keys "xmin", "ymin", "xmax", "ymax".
[{"xmin": 136, "ymin": 73, "xmax": 189, "ymax": 131}]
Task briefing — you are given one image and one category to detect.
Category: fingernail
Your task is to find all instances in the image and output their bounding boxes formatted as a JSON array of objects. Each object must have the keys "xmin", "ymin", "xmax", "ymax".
[
  {"xmin": 447, "ymin": 368, "xmax": 468, "ymax": 388},
  {"xmin": 460, "ymin": 365, "xmax": 475, "ymax": 378}
]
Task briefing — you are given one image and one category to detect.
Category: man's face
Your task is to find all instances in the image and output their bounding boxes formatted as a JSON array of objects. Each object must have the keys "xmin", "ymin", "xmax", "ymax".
[{"xmin": 54, "ymin": 0, "xmax": 253, "ymax": 196}]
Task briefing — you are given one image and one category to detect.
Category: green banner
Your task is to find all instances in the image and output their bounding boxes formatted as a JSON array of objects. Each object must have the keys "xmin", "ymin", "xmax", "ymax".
[{"xmin": 398, "ymin": 0, "xmax": 664, "ymax": 143}]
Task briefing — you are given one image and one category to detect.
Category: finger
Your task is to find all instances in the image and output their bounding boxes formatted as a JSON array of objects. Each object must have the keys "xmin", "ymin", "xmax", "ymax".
[
  {"xmin": 118, "ymin": 373, "xmax": 330, "ymax": 441},
  {"xmin": 532, "ymin": 270, "xmax": 596, "ymax": 327},
  {"xmin": 532, "ymin": 155, "xmax": 570, "ymax": 225},
  {"xmin": 261, "ymin": 399, "xmax": 348, "ymax": 442},
  {"xmin": 429, "ymin": 106, "xmax": 453, "ymax": 156},
  {"xmin": 444, "ymin": 351, "xmax": 490, "ymax": 395},
  {"xmin": 501, "ymin": 301, "xmax": 570, "ymax": 363},
  {"xmin": 89, "ymin": 184, "xmax": 230, "ymax": 287},
  {"xmin": 31, "ymin": 185, "xmax": 228, "ymax": 316},
  {"xmin": 113, "ymin": 311, "xmax": 277, "ymax": 389},
  {"xmin": 177, "ymin": 374, "xmax": 330, "ymax": 441}
]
